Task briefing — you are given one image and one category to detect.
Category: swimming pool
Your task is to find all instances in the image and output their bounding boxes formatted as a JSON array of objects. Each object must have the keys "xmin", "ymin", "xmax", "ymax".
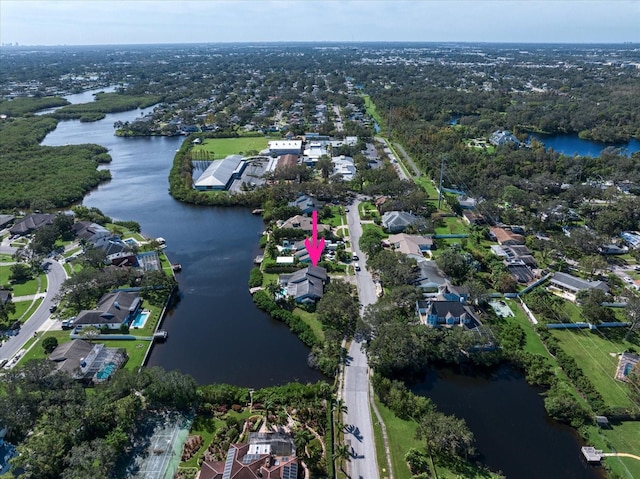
[
  {"xmin": 96, "ymin": 362, "xmax": 117, "ymax": 381},
  {"xmin": 130, "ymin": 311, "xmax": 150, "ymax": 329}
]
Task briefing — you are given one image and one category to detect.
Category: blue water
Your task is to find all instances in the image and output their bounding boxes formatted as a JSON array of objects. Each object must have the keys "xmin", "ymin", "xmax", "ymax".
[
  {"xmin": 130, "ymin": 311, "xmax": 149, "ymax": 329},
  {"xmin": 531, "ymin": 133, "xmax": 640, "ymax": 158},
  {"xmin": 96, "ymin": 362, "xmax": 117, "ymax": 380},
  {"xmin": 623, "ymin": 363, "xmax": 634, "ymax": 376}
]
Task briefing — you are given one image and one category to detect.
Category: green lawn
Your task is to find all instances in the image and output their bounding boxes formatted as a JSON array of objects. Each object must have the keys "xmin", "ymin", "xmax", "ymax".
[
  {"xmin": 293, "ymin": 307, "xmax": 325, "ymax": 342},
  {"xmin": 9, "ymin": 275, "xmax": 42, "ymax": 297},
  {"xmin": 358, "ymin": 201, "xmax": 379, "ymax": 220},
  {"xmin": 17, "ymin": 330, "xmax": 73, "ymax": 365},
  {"xmin": 192, "ymin": 137, "xmax": 269, "ymax": 159},
  {"xmin": 360, "ymin": 94, "xmax": 384, "ymax": 127},
  {"xmin": 11, "ymin": 298, "xmax": 43, "ymax": 322},
  {"xmin": 100, "ymin": 339, "xmax": 150, "ymax": 370},
  {"xmin": 551, "ymin": 328, "xmax": 639, "ymax": 412},
  {"xmin": 361, "ymin": 223, "xmax": 387, "ymax": 238},
  {"xmin": 585, "ymin": 422, "xmax": 640, "ymax": 479},
  {"xmin": 322, "ymin": 207, "xmax": 347, "ymax": 228},
  {"xmin": 414, "ymin": 176, "xmax": 440, "ymax": 199},
  {"xmin": 373, "ymin": 399, "xmax": 500, "ymax": 479},
  {"xmin": 434, "ymin": 217, "xmax": 469, "ymax": 236},
  {"xmin": 503, "ymin": 300, "xmax": 550, "ymax": 356}
]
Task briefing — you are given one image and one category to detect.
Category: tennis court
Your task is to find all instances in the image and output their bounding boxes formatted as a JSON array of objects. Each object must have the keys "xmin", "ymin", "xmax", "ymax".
[{"xmin": 121, "ymin": 412, "xmax": 191, "ymax": 479}]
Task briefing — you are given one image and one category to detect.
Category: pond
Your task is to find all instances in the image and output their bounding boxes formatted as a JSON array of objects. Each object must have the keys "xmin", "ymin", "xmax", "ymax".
[
  {"xmin": 530, "ymin": 133, "xmax": 640, "ymax": 158},
  {"xmin": 412, "ymin": 364, "xmax": 604, "ymax": 479}
]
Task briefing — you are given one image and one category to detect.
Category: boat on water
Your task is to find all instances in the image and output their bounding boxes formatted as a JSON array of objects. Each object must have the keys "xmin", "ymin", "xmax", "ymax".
[{"xmin": 171, "ymin": 263, "xmax": 182, "ymax": 272}]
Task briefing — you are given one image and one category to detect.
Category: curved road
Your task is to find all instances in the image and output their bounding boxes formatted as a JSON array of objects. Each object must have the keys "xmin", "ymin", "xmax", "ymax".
[
  {"xmin": 0, "ymin": 259, "xmax": 67, "ymax": 365},
  {"xmin": 341, "ymin": 199, "xmax": 380, "ymax": 479}
]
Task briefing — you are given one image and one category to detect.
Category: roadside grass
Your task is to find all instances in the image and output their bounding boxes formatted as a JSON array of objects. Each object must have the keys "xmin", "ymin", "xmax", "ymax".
[
  {"xmin": 11, "ymin": 298, "xmax": 43, "ymax": 322},
  {"xmin": 9, "ymin": 273, "xmax": 44, "ymax": 297},
  {"xmin": 585, "ymin": 422, "xmax": 640, "ymax": 479},
  {"xmin": 293, "ymin": 307, "xmax": 325, "ymax": 342},
  {"xmin": 550, "ymin": 328, "xmax": 639, "ymax": 411},
  {"xmin": 0, "ymin": 253, "xmax": 13, "ymax": 262},
  {"xmin": 323, "ymin": 207, "xmax": 347, "ymax": 228},
  {"xmin": 373, "ymin": 398, "xmax": 499, "ymax": 479},
  {"xmin": 361, "ymin": 223, "xmax": 387, "ymax": 239},
  {"xmin": 0, "ymin": 265, "xmax": 10, "ymax": 286},
  {"xmin": 17, "ymin": 330, "xmax": 73, "ymax": 365},
  {"xmin": 358, "ymin": 201, "xmax": 379, "ymax": 220},
  {"xmin": 192, "ymin": 137, "xmax": 269, "ymax": 159},
  {"xmin": 62, "ymin": 246, "xmax": 82, "ymax": 258},
  {"xmin": 414, "ymin": 176, "xmax": 440, "ymax": 199}
]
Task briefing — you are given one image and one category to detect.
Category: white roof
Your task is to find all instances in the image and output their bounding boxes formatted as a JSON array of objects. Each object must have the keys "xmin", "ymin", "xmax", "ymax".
[
  {"xmin": 193, "ymin": 155, "xmax": 243, "ymax": 188},
  {"xmin": 268, "ymin": 140, "xmax": 302, "ymax": 149},
  {"xmin": 276, "ymin": 256, "xmax": 295, "ymax": 264}
]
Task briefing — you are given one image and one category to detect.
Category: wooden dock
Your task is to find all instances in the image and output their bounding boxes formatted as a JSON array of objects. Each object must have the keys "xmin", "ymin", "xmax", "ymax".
[{"xmin": 581, "ymin": 446, "xmax": 604, "ymax": 462}]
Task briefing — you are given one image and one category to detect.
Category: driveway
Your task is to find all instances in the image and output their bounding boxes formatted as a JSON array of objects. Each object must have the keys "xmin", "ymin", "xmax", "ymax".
[
  {"xmin": 0, "ymin": 259, "xmax": 67, "ymax": 365},
  {"xmin": 342, "ymin": 198, "xmax": 380, "ymax": 479}
]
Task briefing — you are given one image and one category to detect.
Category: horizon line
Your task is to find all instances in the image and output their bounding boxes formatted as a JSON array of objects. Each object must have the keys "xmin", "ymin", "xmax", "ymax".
[{"xmin": 1, "ymin": 40, "xmax": 637, "ymax": 48}]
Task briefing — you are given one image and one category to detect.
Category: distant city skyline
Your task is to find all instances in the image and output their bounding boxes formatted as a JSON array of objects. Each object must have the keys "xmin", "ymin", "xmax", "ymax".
[{"xmin": 1, "ymin": 0, "xmax": 639, "ymax": 46}]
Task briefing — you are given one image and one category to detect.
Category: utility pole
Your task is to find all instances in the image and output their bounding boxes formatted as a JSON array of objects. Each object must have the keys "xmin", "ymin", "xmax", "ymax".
[{"xmin": 438, "ymin": 155, "xmax": 445, "ymax": 210}]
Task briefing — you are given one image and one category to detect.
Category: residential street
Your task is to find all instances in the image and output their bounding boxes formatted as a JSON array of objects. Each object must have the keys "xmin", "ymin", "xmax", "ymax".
[
  {"xmin": 0, "ymin": 259, "xmax": 67, "ymax": 366},
  {"xmin": 342, "ymin": 198, "xmax": 380, "ymax": 479}
]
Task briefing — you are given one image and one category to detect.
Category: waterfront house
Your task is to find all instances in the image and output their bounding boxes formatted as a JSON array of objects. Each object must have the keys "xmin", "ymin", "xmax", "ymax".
[
  {"xmin": 48, "ymin": 339, "xmax": 127, "ymax": 383},
  {"xmin": 72, "ymin": 221, "xmax": 111, "ymax": 243},
  {"xmin": 489, "ymin": 129, "xmax": 520, "ymax": 147},
  {"xmin": 73, "ymin": 291, "xmax": 142, "ymax": 330},
  {"xmin": 279, "ymin": 215, "xmax": 330, "ymax": 233},
  {"xmin": 279, "ymin": 266, "xmax": 328, "ymax": 304},
  {"xmin": 287, "ymin": 194, "xmax": 324, "ymax": 215},
  {"xmin": 199, "ymin": 432, "xmax": 297, "ymax": 479},
  {"xmin": 9, "ymin": 213, "xmax": 56, "ymax": 236},
  {"xmin": 416, "ymin": 299, "xmax": 478, "ymax": 327},
  {"xmin": 193, "ymin": 155, "xmax": 246, "ymax": 191}
]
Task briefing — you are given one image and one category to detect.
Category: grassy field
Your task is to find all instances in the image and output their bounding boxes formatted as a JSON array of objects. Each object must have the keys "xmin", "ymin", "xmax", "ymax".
[
  {"xmin": 551, "ymin": 328, "xmax": 639, "ymax": 412},
  {"xmin": 17, "ymin": 330, "xmax": 73, "ymax": 365},
  {"xmin": 358, "ymin": 201, "xmax": 380, "ymax": 221},
  {"xmin": 434, "ymin": 216, "xmax": 469, "ymax": 236},
  {"xmin": 585, "ymin": 422, "xmax": 640, "ymax": 479},
  {"xmin": 10, "ymin": 298, "xmax": 43, "ymax": 322},
  {"xmin": 293, "ymin": 307, "xmax": 325, "ymax": 342},
  {"xmin": 100, "ymin": 338, "xmax": 150, "ymax": 370},
  {"xmin": 361, "ymin": 222, "xmax": 388, "ymax": 239},
  {"xmin": 192, "ymin": 137, "xmax": 269, "ymax": 159},
  {"xmin": 373, "ymin": 399, "xmax": 500, "ymax": 479},
  {"xmin": 504, "ymin": 299, "xmax": 550, "ymax": 356},
  {"xmin": 360, "ymin": 94, "xmax": 384, "ymax": 127}
]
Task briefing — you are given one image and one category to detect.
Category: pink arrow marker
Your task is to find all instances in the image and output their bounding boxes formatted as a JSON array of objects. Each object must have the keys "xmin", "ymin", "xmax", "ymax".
[{"xmin": 304, "ymin": 210, "xmax": 325, "ymax": 267}]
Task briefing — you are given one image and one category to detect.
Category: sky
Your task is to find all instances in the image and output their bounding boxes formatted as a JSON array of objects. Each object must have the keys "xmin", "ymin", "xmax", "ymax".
[{"xmin": 1, "ymin": 0, "xmax": 639, "ymax": 46}]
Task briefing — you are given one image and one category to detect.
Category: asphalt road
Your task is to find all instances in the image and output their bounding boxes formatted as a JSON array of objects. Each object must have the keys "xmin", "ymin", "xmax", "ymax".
[
  {"xmin": 342, "ymin": 199, "xmax": 380, "ymax": 479},
  {"xmin": 0, "ymin": 259, "xmax": 67, "ymax": 364}
]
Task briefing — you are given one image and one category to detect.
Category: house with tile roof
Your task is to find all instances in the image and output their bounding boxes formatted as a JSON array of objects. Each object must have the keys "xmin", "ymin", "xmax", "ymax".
[
  {"xmin": 387, "ymin": 233, "xmax": 434, "ymax": 256},
  {"xmin": 9, "ymin": 213, "xmax": 56, "ymax": 236},
  {"xmin": 199, "ymin": 432, "xmax": 297, "ymax": 479},
  {"xmin": 548, "ymin": 272, "xmax": 609, "ymax": 302},
  {"xmin": 279, "ymin": 215, "xmax": 330, "ymax": 233}
]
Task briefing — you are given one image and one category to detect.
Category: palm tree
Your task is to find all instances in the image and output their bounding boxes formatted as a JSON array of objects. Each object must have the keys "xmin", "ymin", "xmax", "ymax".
[{"xmin": 333, "ymin": 443, "xmax": 351, "ymax": 478}]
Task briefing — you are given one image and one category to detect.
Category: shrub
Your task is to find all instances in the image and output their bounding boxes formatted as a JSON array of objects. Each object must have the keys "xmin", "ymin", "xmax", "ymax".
[
  {"xmin": 42, "ymin": 336, "xmax": 59, "ymax": 354},
  {"xmin": 248, "ymin": 267, "xmax": 263, "ymax": 288}
]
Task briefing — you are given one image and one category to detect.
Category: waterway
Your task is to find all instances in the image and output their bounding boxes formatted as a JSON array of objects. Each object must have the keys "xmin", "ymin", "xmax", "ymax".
[
  {"xmin": 412, "ymin": 364, "xmax": 604, "ymax": 479},
  {"xmin": 530, "ymin": 133, "xmax": 640, "ymax": 158},
  {"xmin": 41, "ymin": 108, "xmax": 325, "ymax": 387},
  {"xmin": 35, "ymin": 86, "xmax": 118, "ymax": 115}
]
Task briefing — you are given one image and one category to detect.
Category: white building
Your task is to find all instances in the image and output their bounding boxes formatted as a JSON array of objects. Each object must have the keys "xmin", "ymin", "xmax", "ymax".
[
  {"xmin": 268, "ymin": 140, "xmax": 303, "ymax": 156},
  {"xmin": 331, "ymin": 155, "xmax": 356, "ymax": 181}
]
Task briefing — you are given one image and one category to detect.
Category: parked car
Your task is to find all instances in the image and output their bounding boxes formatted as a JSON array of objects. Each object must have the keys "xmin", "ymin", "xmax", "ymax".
[
  {"xmin": 49, "ymin": 304, "xmax": 57, "ymax": 313},
  {"xmin": 354, "ymin": 262, "xmax": 361, "ymax": 271}
]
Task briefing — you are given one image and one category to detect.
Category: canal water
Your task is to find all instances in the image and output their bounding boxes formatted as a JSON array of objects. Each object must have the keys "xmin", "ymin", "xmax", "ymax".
[
  {"xmin": 530, "ymin": 133, "xmax": 640, "ymax": 158},
  {"xmin": 41, "ymin": 108, "xmax": 325, "ymax": 387},
  {"xmin": 412, "ymin": 364, "xmax": 604, "ymax": 479},
  {"xmin": 40, "ymin": 103, "xmax": 604, "ymax": 477}
]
